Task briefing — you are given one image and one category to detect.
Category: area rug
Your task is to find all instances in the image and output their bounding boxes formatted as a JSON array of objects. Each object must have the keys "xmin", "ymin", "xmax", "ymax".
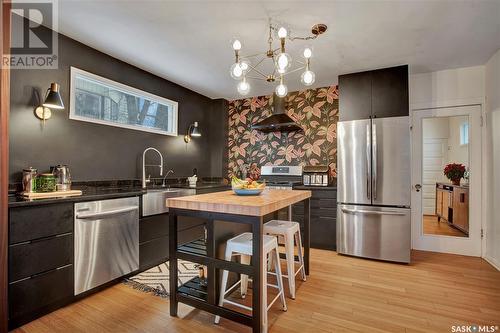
[{"xmin": 124, "ymin": 260, "xmax": 199, "ymax": 298}]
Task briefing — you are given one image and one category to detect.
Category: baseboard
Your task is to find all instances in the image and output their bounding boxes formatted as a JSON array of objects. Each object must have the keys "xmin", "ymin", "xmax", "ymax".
[{"xmin": 484, "ymin": 255, "xmax": 500, "ymax": 271}]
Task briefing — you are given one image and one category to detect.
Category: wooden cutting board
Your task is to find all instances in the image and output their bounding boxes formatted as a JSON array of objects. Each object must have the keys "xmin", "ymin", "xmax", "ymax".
[{"xmin": 22, "ymin": 190, "xmax": 83, "ymax": 199}]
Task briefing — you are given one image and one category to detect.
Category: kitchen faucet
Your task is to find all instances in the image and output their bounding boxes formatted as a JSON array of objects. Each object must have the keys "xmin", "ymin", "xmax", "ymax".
[
  {"xmin": 142, "ymin": 147, "xmax": 163, "ymax": 189},
  {"xmin": 162, "ymin": 169, "xmax": 174, "ymax": 187}
]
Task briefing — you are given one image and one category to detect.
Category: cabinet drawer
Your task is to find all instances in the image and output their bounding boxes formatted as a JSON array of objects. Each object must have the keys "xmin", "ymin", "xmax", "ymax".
[
  {"xmin": 311, "ymin": 198, "xmax": 336, "ymax": 208},
  {"xmin": 178, "ymin": 216, "xmax": 205, "ymax": 232},
  {"xmin": 293, "ymin": 204, "xmax": 336, "ymax": 218},
  {"xmin": 140, "ymin": 236, "xmax": 169, "ymax": 270},
  {"xmin": 9, "ymin": 265, "xmax": 73, "ymax": 323},
  {"xmin": 315, "ymin": 207, "xmax": 337, "ymax": 217},
  {"xmin": 9, "ymin": 233, "xmax": 73, "ymax": 282},
  {"xmin": 311, "ymin": 216, "xmax": 337, "ymax": 250},
  {"xmin": 9, "ymin": 203, "xmax": 73, "ymax": 244},
  {"xmin": 311, "ymin": 190, "xmax": 337, "ymax": 199},
  {"xmin": 140, "ymin": 214, "xmax": 169, "ymax": 243}
]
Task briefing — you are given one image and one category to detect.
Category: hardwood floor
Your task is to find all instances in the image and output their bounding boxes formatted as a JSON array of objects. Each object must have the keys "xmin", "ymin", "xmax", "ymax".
[
  {"xmin": 12, "ymin": 249, "xmax": 500, "ymax": 333},
  {"xmin": 423, "ymin": 215, "xmax": 467, "ymax": 237}
]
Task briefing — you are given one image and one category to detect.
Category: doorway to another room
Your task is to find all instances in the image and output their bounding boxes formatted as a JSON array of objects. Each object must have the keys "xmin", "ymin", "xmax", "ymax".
[
  {"xmin": 421, "ymin": 115, "xmax": 470, "ymax": 238},
  {"xmin": 411, "ymin": 105, "xmax": 482, "ymax": 256}
]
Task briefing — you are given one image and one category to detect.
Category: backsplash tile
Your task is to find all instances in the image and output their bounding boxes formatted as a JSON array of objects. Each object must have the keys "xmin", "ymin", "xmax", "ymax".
[{"xmin": 228, "ymin": 85, "xmax": 339, "ymax": 178}]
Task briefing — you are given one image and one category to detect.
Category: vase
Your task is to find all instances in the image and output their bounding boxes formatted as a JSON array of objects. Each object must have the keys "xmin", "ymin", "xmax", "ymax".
[{"xmin": 452, "ymin": 179, "xmax": 461, "ymax": 186}]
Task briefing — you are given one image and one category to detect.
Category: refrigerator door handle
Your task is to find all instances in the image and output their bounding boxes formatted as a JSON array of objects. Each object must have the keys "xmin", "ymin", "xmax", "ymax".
[
  {"xmin": 372, "ymin": 122, "xmax": 377, "ymax": 200},
  {"xmin": 366, "ymin": 124, "xmax": 371, "ymax": 200},
  {"xmin": 341, "ymin": 208, "xmax": 406, "ymax": 216}
]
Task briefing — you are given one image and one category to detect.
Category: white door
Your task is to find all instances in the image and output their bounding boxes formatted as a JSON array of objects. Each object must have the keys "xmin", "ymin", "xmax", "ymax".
[{"xmin": 411, "ymin": 105, "xmax": 482, "ymax": 256}]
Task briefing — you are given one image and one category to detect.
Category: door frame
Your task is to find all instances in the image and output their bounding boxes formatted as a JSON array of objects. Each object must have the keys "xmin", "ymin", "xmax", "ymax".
[
  {"xmin": 411, "ymin": 105, "xmax": 483, "ymax": 256},
  {"xmin": 0, "ymin": 1, "xmax": 10, "ymax": 332}
]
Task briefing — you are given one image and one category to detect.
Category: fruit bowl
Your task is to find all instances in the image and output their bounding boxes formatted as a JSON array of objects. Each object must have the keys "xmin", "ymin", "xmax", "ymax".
[
  {"xmin": 232, "ymin": 188, "xmax": 265, "ymax": 196},
  {"xmin": 231, "ymin": 176, "xmax": 266, "ymax": 196}
]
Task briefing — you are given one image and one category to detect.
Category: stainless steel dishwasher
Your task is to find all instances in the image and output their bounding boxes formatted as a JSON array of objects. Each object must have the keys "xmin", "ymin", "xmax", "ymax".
[{"xmin": 74, "ymin": 196, "xmax": 139, "ymax": 295}]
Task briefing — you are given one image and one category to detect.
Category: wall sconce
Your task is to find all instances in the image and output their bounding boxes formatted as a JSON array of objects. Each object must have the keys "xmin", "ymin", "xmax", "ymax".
[
  {"xmin": 184, "ymin": 121, "xmax": 201, "ymax": 143},
  {"xmin": 34, "ymin": 83, "xmax": 65, "ymax": 120}
]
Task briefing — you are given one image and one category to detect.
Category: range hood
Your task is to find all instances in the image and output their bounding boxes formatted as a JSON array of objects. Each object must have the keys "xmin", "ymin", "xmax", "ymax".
[{"xmin": 251, "ymin": 94, "xmax": 303, "ymax": 133}]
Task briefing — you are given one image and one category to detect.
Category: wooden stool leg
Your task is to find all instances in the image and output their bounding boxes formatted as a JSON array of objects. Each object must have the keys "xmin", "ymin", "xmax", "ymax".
[
  {"xmin": 296, "ymin": 230, "xmax": 306, "ymax": 282},
  {"xmin": 285, "ymin": 232, "xmax": 296, "ymax": 299}
]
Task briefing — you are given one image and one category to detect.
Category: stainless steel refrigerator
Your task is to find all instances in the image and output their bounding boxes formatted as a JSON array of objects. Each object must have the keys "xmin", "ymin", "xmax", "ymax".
[{"xmin": 337, "ymin": 116, "xmax": 411, "ymax": 263}]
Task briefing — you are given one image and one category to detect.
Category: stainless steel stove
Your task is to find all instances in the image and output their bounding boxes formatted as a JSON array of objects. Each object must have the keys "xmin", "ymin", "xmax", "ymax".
[{"xmin": 260, "ymin": 165, "xmax": 302, "ymax": 190}]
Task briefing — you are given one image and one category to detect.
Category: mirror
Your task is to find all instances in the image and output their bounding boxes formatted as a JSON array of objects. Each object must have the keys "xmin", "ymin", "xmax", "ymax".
[{"xmin": 422, "ymin": 116, "xmax": 469, "ymax": 237}]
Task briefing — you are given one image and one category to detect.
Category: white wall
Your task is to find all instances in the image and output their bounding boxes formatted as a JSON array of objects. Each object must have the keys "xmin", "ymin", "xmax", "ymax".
[
  {"xmin": 411, "ymin": 66, "xmax": 485, "ymax": 109},
  {"xmin": 485, "ymin": 49, "xmax": 500, "ymax": 270},
  {"xmin": 422, "ymin": 117, "xmax": 449, "ymax": 139}
]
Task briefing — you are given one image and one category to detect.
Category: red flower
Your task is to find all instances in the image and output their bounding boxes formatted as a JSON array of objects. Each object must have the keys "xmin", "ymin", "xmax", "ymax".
[{"xmin": 443, "ymin": 163, "xmax": 466, "ymax": 182}]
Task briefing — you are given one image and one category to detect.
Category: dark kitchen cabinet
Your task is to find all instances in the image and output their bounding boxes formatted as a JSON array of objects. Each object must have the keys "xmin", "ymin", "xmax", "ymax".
[
  {"xmin": 339, "ymin": 65, "xmax": 408, "ymax": 121},
  {"xmin": 338, "ymin": 71, "xmax": 372, "ymax": 121},
  {"xmin": 292, "ymin": 187, "xmax": 337, "ymax": 251},
  {"xmin": 139, "ymin": 214, "xmax": 170, "ymax": 270},
  {"xmin": 9, "ymin": 202, "xmax": 73, "ymax": 244},
  {"xmin": 8, "ymin": 203, "xmax": 74, "ymax": 329},
  {"xmin": 9, "ymin": 265, "xmax": 73, "ymax": 328},
  {"xmin": 371, "ymin": 65, "xmax": 409, "ymax": 118},
  {"xmin": 138, "ymin": 213, "xmax": 205, "ymax": 271},
  {"xmin": 138, "ymin": 186, "xmax": 228, "ymax": 271},
  {"xmin": 9, "ymin": 233, "xmax": 73, "ymax": 282}
]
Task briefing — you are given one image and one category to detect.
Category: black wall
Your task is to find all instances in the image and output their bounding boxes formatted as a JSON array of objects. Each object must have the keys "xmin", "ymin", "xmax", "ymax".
[{"xmin": 9, "ymin": 27, "xmax": 227, "ymax": 182}]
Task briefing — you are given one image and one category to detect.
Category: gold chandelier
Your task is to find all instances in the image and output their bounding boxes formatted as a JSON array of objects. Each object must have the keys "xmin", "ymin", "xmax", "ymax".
[{"xmin": 230, "ymin": 21, "xmax": 327, "ymax": 97}]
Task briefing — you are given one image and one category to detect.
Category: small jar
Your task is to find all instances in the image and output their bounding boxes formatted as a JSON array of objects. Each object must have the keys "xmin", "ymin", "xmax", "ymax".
[{"xmin": 35, "ymin": 173, "xmax": 56, "ymax": 192}]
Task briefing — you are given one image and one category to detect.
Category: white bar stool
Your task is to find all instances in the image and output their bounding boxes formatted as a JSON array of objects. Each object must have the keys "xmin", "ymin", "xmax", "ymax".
[
  {"xmin": 264, "ymin": 220, "xmax": 306, "ymax": 299},
  {"xmin": 215, "ymin": 232, "xmax": 287, "ymax": 330}
]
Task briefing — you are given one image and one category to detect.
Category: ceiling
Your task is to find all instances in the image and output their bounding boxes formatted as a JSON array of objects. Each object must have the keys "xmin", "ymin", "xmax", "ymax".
[{"xmin": 56, "ymin": 0, "xmax": 500, "ymax": 100}]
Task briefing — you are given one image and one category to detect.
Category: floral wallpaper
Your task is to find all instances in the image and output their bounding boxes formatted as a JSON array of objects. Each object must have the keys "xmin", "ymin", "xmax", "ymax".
[{"xmin": 228, "ymin": 85, "xmax": 339, "ymax": 178}]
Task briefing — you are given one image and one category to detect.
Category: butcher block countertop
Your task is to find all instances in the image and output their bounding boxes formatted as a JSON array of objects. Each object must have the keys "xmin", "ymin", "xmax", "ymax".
[{"xmin": 166, "ymin": 189, "xmax": 311, "ymax": 216}]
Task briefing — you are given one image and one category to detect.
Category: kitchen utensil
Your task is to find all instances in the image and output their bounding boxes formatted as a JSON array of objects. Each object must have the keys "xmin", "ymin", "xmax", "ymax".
[
  {"xmin": 51, "ymin": 164, "xmax": 72, "ymax": 191},
  {"xmin": 22, "ymin": 167, "xmax": 38, "ymax": 193},
  {"xmin": 303, "ymin": 165, "xmax": 330, "ymax": 186},
  {"xmin": 35, "ymin": 173, "xmax": 56, "ymax": 192},
  {"xmin": 188, "ymin": 175, "xmax": 198, "ymax": 187}
]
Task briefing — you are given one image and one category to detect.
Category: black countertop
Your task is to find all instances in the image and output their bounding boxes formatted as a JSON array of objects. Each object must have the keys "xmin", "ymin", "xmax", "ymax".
[
  {"xmin": 8, "ymin": 186, "xmax": 145, "ymax": 208},
  {"xmin": 169, "ymin": 183, "xmax": 230, "ymax": 190},
  {"xmin": 8, "ymin": 182, "xmax": 230, "ymax": 208}
]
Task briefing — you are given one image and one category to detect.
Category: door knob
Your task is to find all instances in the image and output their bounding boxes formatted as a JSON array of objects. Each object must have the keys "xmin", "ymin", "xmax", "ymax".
[{"xmin": 414, "ymin": 184, "xmax": 422, "ymax": 192}]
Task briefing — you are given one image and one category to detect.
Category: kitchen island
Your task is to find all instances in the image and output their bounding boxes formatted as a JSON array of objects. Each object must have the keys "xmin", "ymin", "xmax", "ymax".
[{"xmin": 166, "ymin": 189, "xmax": 311, "ymax": 333}]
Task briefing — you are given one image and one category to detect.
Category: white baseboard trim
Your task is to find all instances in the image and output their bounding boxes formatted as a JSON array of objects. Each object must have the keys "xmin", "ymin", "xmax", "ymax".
[{"xmin": 484, "ymin": 255, "xmax": 500, "ymax": 271}]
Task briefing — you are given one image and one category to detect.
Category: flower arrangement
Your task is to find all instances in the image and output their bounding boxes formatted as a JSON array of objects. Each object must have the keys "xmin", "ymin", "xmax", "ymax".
[{"xmin": 443, "ymin": 163, "xmax": 466, "ymax": 185}]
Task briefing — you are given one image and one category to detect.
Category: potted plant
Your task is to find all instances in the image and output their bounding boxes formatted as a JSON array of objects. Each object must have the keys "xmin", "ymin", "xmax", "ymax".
[{"xmin": 443, "ymin": 163, "xmax": 466, "ymax": 186}]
